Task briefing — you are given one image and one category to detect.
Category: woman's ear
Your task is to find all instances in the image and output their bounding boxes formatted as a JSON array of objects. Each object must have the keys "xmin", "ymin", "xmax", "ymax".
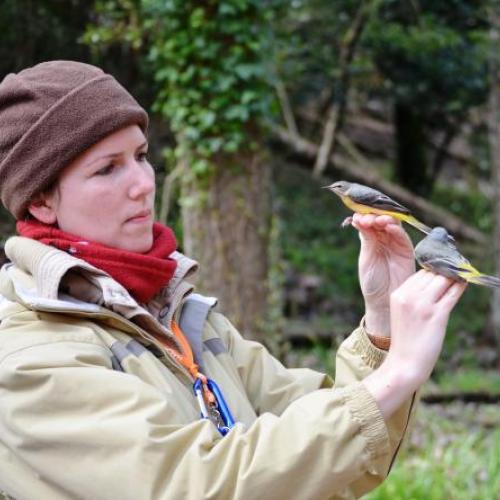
[{"xmin": 27, "ymin": 192, "xmax": 58, "ymax": 225}]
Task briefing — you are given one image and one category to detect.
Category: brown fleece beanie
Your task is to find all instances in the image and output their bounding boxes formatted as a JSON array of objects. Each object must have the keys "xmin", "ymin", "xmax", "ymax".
[{"xmin": 0, "ymin": 60, "xmax": 149, "ymax": 219}]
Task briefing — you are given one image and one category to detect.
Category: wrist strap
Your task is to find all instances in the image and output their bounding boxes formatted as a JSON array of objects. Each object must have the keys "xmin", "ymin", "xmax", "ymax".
[{"xmin": 367, "ymin": 333, "xmax": 391, "ymax": 351}]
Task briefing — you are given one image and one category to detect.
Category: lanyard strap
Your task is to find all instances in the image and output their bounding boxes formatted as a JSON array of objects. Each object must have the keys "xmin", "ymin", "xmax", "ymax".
[
  {"xmin": 169, "ymin": 321, "xmax": 215, "ymax": 405},
  {"xmin": 156, "ymin": 320, "xmax": 236, "ymax": 435}
]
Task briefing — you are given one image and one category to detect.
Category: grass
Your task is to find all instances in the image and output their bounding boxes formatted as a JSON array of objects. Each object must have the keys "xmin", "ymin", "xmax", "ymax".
[
  {"xmin": 365, "ymin": 403, "xmax": 500, "ymax": 500},
  {"xmin": 284, "ymin": 344, "xmax": 500, "ymax": 500},
  {"xmin": 432, "ymin": 369, "xmax": 500, "ymax": 395}
]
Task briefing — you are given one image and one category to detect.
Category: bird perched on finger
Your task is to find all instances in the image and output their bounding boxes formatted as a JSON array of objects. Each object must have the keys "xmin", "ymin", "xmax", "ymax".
[
  {"xmin": 415, "ymin": 226, "xmax": 500, "ymax": 288},
  {"xmin": 324, "ymin": 180, "xmax": 432, "ymax": 235}
]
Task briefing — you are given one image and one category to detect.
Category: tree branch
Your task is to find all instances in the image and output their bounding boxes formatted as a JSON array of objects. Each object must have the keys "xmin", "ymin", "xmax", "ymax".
[
  {"xmin": 274, "ymin": 78, "xmax": 299, "ymax": 137},
  {"xmin": 313, "ymin": 1, "xmax": 371, "ymax": 177},
  {"xmin": 158, "ymin": 161, "xmax": 185, "ymax": 225},
  {"xmin": 272, "ymin": 125, "xmax": 488, "ymax": 245}
]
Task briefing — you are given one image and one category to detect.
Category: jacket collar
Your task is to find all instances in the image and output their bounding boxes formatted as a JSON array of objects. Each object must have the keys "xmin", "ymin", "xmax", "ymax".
[{"xmin": 1, "ymin": 236, "xmax": 199, "ymax": 324}]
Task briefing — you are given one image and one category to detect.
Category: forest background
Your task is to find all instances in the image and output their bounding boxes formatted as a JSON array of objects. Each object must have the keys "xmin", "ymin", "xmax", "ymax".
[{"xmin": 0, "ymin": 1, "xmax": 499, "ymax": 498}]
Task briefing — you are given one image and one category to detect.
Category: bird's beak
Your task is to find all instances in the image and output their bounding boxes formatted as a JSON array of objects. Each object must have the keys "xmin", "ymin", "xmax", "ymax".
[{"xmin": 321, "ymin": 185, "xmax": 332, "ymax": 189}]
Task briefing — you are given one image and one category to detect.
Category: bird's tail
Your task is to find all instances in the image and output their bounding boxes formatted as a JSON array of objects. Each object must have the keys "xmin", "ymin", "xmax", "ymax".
[
  {"xmin": 458, "ymin": 262, "xmax": 500, "ymax": 287},
  {"xmin": 402, "ymin": 215, "xmax": 432, "ymax": 235},
  {"xmin": 466, "ymin": 273, "xmax": 500, "ymax": 288}
]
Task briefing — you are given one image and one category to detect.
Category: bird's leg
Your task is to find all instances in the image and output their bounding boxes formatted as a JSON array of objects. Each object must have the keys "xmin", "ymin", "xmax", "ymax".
[{"xmin": 341, "ymin": 216, "xmax": 353, "ymax": 228}]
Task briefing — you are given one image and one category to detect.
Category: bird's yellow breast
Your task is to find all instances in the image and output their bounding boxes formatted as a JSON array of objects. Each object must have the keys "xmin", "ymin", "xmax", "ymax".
[{"xmin": 340, "ymin": 195, "xmax": 383, "ymax": 215}]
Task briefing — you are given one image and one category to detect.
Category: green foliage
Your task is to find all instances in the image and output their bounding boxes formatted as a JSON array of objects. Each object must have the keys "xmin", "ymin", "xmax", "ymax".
[
  {"xmin": 366, "ymin": 404, "xmax": 500, "ymax": 500},
  {"xmin": 271, "ymin": 0, "xmax": 489, "ymax": 130},
  {"xmin": 435, "ymin": 369, "xmax": 500, "ymax": 394},
  {"xmin": 431, "ymin": 184, "xmax": 492, "ymax": 232},
  {"xmin": 363, "ymin": 0, "xmax": 489, "ymax": 119},
  {"xmin": 427, "ymin": 184, "xmax": 493, "ymax": 369},
  {"xmin": 287, "ymin": 342, "xmax": 337, "ymax": 377},
  {"xmin": 270, "ymin": 0, "xmax": 375, "ymax": 111},
  {"xmin": 85, "ymin": 0, "xmax": 277, "ymax": 176},
  {"xmin": 275, "ymin": 164, "xmax": 496, "ymax": 368},
  {"xmin": 0, "ymin": 0, "xmax": 92, "ymax": 76},
  {"xmin": 274, "ymin": 164, "xmax": 362, "ymax": 309},
  {"xmin": 438, "ymin": 285, "xmax": 490, "ymax": 366}
]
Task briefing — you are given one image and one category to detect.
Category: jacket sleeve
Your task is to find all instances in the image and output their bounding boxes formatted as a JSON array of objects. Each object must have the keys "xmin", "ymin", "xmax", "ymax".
[
  {"xmin": 214, "ymin": 313, "xmax": 417, "ymax": 498},
  {"xmin": 333, "ymin": 321, "xmax": 417, "ymax": 497},
  {"xmin": 0, "ymin": 314, "xmax": 410, "ymax": 500}
]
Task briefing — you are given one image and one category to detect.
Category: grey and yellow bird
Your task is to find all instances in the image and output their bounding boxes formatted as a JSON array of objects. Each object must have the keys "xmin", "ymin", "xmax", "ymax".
[
  {"xmin": 324, "ymin": 180, "xmax": 432, "ymax": 235},
  {"xmin": 415, "ymin": 227, "xmax": 500, "ymax": 288}
]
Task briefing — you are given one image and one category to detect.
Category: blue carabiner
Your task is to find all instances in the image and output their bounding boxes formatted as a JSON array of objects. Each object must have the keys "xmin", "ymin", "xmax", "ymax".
[
  {"xmin": 193, "ymin": 378, "xmax": 209, "ymax": 419},
  {"xmin": 206, "ymin": 378, "xmax": 236, "ymax": 429},
  {"xmin": 192, "ymin": 377, "xmax": 236, "ymax": 436}
]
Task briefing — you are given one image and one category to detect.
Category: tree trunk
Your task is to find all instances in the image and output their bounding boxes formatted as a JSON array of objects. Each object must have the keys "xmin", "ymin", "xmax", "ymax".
[
  {"xmin": 430, "ymin": 123, "xmax": 458, "ymax": 183},
  {"xmin": 488, "ymin": 6, "xmax": 500, "ymax": 346},
  {"xmin": 394, "ymin": 101, "xmax": 431, "ymax": 196},
  {"xmin": 181, "ymin": 152, "xmax": 271, "ymax": 341}
]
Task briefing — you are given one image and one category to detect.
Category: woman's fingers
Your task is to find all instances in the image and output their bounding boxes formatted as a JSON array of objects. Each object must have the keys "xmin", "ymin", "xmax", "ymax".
[
  {"xmin": 396, "ymin": 269, "xmax": 433, "ymax": 291},
  {"xmin": 414, "ymin": 270, "xmax": 439, "ymax": 290},
  {"xmin": 437, "ymin": 281, "xmax": 467, "ymax": 310},
  {"xmin": 393, "ymin": 270, "xmax": 466, "ymax": 308},
  {"xmin": 420, "ymin": 274, "xmax": 458, "ymax": 303},
  {"xmin": 384, "ymin": 222, "xmax": 414, "ymax": 251},
  {"xmin": 398, "ymin": 270, "xmax": 451, "ymax": 296},
  {"xmin": 352, "ymin": 213, "xmax": 406, "ymax": 245},
  {"xmin": 353, "ymin": 214, "xmax": 409, "ymax": 244},
  {"xmin": 390, "ymin": 272, "xmax": 430, "ymax": 308},
  {"xmin": 373, "ymin": 214, "xmax": 400, "ymax": 228},
  {"xmin": 351, "ymin": 214, "xmax": 377, "ymax": 242},
  {"xmin": 352, "ymin": 213, "xmax": 399, "ymax": 229},
  {"xmin": 352, "ymin": 213, "xmax": 377, "ymax": 231}
]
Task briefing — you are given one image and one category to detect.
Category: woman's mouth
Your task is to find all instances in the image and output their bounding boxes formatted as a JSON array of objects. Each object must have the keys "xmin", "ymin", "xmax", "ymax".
[{"xmin": 126, "ymin": 210, "xmax": 152, "ymax": 224}]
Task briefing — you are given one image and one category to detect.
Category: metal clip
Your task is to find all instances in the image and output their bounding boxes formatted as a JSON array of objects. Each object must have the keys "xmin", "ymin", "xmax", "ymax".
[
  {"xmin": 206, "ymin": 379, "xmax": 236, "ymax": 430},
  {"xmin": 193, "ymin": 380, "xmax": 209, "ymax": 419},
  {"xmin": 193, "ymin": 378, "xmax": 236, "ymax": 436}
]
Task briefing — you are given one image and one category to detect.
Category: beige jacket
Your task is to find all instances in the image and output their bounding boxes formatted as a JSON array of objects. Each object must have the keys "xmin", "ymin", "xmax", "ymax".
[{"xmin": 0, "ymin": 237, "xmax": 415, "ymax": 500}]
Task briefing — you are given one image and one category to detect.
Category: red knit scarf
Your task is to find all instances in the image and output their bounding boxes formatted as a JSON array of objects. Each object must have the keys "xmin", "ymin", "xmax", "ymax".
[{"xmin": 17, "ymin": 219, "xmax": 178, "ymax": 304}]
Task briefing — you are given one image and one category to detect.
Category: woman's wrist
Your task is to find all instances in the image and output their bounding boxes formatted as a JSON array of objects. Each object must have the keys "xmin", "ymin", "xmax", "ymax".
[
  {"xmin": 362, "ymin": 359, "xmax": 421, "ymax": 420},
  {"xmin": 365, "ymin": 306, "xmax": 391, "ymax": 337}
]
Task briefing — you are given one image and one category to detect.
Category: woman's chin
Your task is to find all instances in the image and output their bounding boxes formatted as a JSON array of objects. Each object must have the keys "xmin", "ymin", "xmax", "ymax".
[
  {"xmin": 117, "ymin": 222, "xmax": 154, "ymax": 253},
  {"xmin": 110, "ymin": 230, "xmax": 154, "ymax": 253},
  {"xmin": 122, "ymin": 237, "xmax": 154, "ymax": 254}
]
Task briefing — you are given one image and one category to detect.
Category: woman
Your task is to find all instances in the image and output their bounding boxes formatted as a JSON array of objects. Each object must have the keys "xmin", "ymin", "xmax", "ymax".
[{"xmin": 0, "ymin": 61, "xmax": 465, "ymax": 500}]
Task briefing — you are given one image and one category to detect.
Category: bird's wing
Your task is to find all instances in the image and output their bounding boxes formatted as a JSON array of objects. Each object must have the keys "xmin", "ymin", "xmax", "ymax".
[
  {"xmin": 441, "ymin": 242, "xmax": 473, "ymax": 268},
  {"xmin": 348, "ymin": 185, "xmax": 411, "ymax": 215},
  {"xmin": 416, "ymin": 255, "xmax": 469, "ymax": 282},
  {"xmin": 418, "ymin": 255, "xmax": 466, "ymax": 273},
  {"xmin": 416, "ymin": 240, "xmax": 475, "ymax": 274}
]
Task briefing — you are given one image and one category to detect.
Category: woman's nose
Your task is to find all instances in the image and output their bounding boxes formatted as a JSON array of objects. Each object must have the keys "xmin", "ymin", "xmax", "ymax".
[{"xmin": 128, "ymin": 161, "xmax": 155, "ymax": 199}]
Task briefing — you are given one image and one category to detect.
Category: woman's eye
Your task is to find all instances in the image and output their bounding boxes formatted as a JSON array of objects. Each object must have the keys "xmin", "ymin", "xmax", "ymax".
[
  {"xmin": 95, "ymin": 164, "xmax": 115, "ymax": 176},
  {"xmin": 137, "ymin": 152, "xmax": 149, "ymax": 162}
]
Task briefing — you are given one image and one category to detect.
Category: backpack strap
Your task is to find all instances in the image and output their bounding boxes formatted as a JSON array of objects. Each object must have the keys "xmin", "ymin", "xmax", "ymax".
[{"xmin": 178, "ymin": 293, "xmax": 217, "ymax": 373}]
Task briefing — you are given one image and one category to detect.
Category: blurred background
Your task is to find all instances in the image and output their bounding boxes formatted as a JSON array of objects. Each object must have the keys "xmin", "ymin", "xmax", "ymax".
[{"xmin": 0, "ymin": 1, "xmax": 499, "ymax": 498}]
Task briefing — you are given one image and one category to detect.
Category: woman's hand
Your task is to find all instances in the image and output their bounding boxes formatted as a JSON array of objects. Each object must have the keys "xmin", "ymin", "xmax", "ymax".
[
  {"xmin": 363, "ymin": 270, "xmax": 467, "ymax": 419},
  {"xmin": 387, "ymin": 270, "xmax": 467, "ymax": 384},
  {"xmin": 351, "ymin": 213, "xmax": 415, "ymax": 336}
]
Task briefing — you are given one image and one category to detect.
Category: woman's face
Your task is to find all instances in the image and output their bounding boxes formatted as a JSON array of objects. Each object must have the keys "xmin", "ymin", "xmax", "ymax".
[{"xmin": 30, "ymin": 125, "xmax": 156, "ymax": 253}]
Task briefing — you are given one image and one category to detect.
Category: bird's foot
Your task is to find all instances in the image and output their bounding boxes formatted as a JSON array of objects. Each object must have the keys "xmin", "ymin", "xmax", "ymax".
[{"xmin": 341, "ymin": 216, "xmax": 353, "ymax": 228}]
